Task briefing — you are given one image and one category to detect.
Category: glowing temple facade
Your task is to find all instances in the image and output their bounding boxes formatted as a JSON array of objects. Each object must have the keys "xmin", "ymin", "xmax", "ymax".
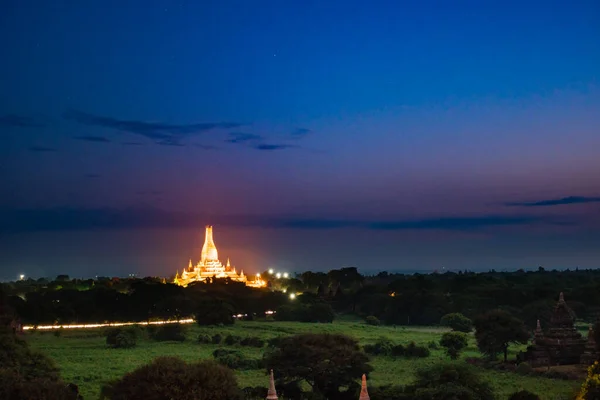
[{"xmin": 174, "ymin": 226, "xmax": 266, "ymax": 288}]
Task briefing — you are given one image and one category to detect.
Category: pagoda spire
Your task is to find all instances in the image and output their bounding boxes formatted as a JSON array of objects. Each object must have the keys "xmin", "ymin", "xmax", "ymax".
[
  {"xmin": 188, "ymin": 259, "xmax": 193, "ymax": 270},
  {"xmin": 200, "ymin": 225, "xmax": 219, "ymax": 264},
  {"xmin": 266, "ymin": 369, "xmax": 278, "ymax": 400},
  {"xmin": 359, "ymin": 374, "xmax": 370, "ymax": 400}
]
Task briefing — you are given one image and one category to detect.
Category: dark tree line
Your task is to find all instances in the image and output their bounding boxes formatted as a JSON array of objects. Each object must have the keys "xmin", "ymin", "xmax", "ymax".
[{"xmin": 3, "ymin": 267, "xmax": 600, "ymax": 326}]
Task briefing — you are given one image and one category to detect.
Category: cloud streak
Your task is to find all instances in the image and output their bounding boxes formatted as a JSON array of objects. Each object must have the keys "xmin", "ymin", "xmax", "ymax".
[
  {"xmin": 506, "ymin": 196, "xmax": 600, "ymax": 207},
  {"xmin": 0, "ymin": 114, "xmax": 44, "ymax": 128},
  {"xmin": 253, "ymin": 143, "xmax": 297, "ymax": 151},
  {"xmin": 0, "ymin": 207, "xmax": 573, "ymax": 234},
  {"xmin": 63, "ymin": 110, "xmax": 243, "ymax": 146},
  {"xmin": 74, "ymin": 135, "xmax": 111, "ymax": 143},
  {"xmin": 28, "ymin": 146, "xmax": 58, "ymax": 152}
]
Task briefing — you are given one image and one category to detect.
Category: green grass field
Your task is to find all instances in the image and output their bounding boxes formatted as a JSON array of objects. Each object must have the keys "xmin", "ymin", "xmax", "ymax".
[{"xmin": 27, "ymin": 320, "xmax": 582, "ymax": 400}]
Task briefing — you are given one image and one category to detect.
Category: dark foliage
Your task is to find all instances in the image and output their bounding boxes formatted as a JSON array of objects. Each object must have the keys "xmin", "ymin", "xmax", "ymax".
[
  {"xmin": 508, "ymin": 390, "xmax": 541, "ymax": 400},
  {"xmin": 474, "ymin": 310, "xmax": 529, "ymax": 362},
  {"xmin": 364, "ymin": 337, "xmax": 430, "ymax": 358},
  {"xmin": 275, "ymin": 302, "xmax": 335, "ymax": 323},
  {"xmin": 151, "ymin": 323, "xmax": 186, "ymax": 342},
  {"xmin": 195, "ymin": 299, "xmax": 235, "ymax": 326},
  {"xmin": 440, "ymin": 313, "xmax": 473, "ymax": 333},
  {"xmin": 102, "ymin": 356, "xmax": 243, "ymax": 400},
  {"xmin": 0, "ymin": 370, "xmax": 81, "ymax": 400},
  {"xmin": 440, "ymin": 332, "xmax": 469, "ymax": 359},
  {"xmin": 212, "ymin": 333, "xmax": 222, "ymax": 344},
  {"xmin": 197, "ymin": 333, "xmax": 212, "ymax": 344},
  {"xmin": 365, "ymin": 315, "xmax": 380, "ymax": 326},
  {"xmin": 240, "ymin": 336, "xmax": 265, "ymax": 347},
  {"xmin": 406, "ymin": 362, "xmax": 495, "ymax": 400},
  {"xmin": 224, "ymin": 334, "xmax": 242, "ymax": 345},
  {"xmin": 106, "ymin": 327, "xmax": 137, "ymax": 348},
  {"xmin": 264, "ymin": 333, "xmax": 372, "ymax": 399},
  {"xmin": 212, "ymin": 349, "xmax": 263, "ymax": 370}
]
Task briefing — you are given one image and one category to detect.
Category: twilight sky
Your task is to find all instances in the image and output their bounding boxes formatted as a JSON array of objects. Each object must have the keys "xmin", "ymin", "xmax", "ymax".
[{"xmin": 1, "ymin": 0, "xmax": 599, "ymax": 279}]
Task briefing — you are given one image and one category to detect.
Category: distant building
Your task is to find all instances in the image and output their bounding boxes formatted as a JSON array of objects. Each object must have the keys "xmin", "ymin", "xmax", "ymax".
[{"xmin": 173, "ymin": 226, "xmax": 266, "ymax": 288}]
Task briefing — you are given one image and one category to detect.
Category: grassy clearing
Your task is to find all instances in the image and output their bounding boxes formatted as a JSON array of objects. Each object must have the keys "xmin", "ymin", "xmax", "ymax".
[{"xmin": 27, "ymin": 321, "xmax": 580, "ymax": 400}]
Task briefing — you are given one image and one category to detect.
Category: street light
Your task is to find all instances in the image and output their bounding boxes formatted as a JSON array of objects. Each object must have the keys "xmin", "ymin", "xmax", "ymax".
[
  {"xmin": 19, "ymin": 274, "xmax": 25, "ymax": 280},
  {"xmin": 276, "ymin": 272, "xmax": 281, "ymax": 279},
  {"xmin": 289, "ymin": 293, "xmax": 296, "ymax": 300},
  {"xmin": 283, "ymin": 272, "xmax": 289, "ymax": 278},
  {"xmin": 268, "ymin": 269, "xmax": 274, "ymax": 274}
]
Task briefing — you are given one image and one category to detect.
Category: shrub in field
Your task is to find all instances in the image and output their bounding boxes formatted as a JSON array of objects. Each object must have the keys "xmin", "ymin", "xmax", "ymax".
[
  {"xmin": 212, "ymin": 349, "xmax": 262, "ymax": 370},
  {"xmin": 427, "ymin": 340, "xmax": 439, "ymax": 349},
  {"xmin": 102, "ymin": 357, "xmax": 243, "ymax": 400},
  {"xmin": 242, "ymin": 386, "xmax": 268, "ymax": 399},
  {"xmin": 515, "ymin": 362, "xmax": 533, "ymax": 376},
  {"xmin": 197, "ymin": 333, "xmax": 212, "ymax": 344},
  {"xmin": 404, "ymin": 341, "xmax": 430, "ymax": 358},
  {"xmin": 152, "ymin": 324, "xmax": 186, "ymax": 342},
  {"xmin": 106, "ymin": 328, "xmax": 137, "ymax": 348},
  {"xmin": 267, "ymin": 336, "xmax": 284, "ymax": 348},
  {"xmin": 365, "ymin": 315, "xmax": 380, "ymax": 326},
  {"xmin": 508, "ymin": 390, "xmax": 541, "ymax": 400},
  {"xmin": 440, "ymin": 331, "xmax": 469, "ymax": 360},
  {"xmin": 0, "ymin": 370, "xmax": 81, "ymax": 400},
  {"xmin": 240, "ymin": 336, "xmax": 265, "ymax": 347},
  {"xmin": 363, "ymin": 337, "xmax": 394, "ymax": 356},
  {"xmin": 577, "ymin": 361, "xmax": 600, "ymax": 400},
  {"xmin": 212, "ymin": 333, "xmax": 222, "ymax": 344},
  {"xmin": 440, "ymin": 313, "xmax": 473, "ymax": 333},
  {"xmin": 224, "ymin": 334, "xmax": 241, "ymax": 346}
]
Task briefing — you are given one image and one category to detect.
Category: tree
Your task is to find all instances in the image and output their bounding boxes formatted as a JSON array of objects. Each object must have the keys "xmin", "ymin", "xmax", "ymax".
[
  {"xmin": 102, "ymin": 357, "xmax": 243, "ymax": 400},
  {"xmin": 264, "ymin": 333, "xmax": 372, "ymax": 398},
  {"xmin": 440, "ymin": 332, "xmax": 469, "ymax": 360},
  {"xmin": 474, "ymin": 310, "xmax": 529, "ymax": 362},
  {"xmin": 407, "ymin": 362, "xmax": 495, "ymax": 400},
  {"xmin": 195, "ymin": 299, "xmax": 234, "ymax": 326},
  {"xmin": 398, "ymin": 362, "xmax": 489, "ymax": 399},
  {"xmin": 440, "ymin": 313, "xmax": 473, "ymax": 333}
]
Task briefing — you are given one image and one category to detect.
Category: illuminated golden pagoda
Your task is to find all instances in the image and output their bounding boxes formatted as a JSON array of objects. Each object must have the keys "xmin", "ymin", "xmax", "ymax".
[{"xmin": 174, "ymin": 226, "xmax": 266, "ymax": 288}]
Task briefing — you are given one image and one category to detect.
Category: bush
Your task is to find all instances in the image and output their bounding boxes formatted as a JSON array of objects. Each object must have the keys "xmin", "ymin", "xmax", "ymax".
[
  {"xmin": 515, "ymin": 362, "xmax": 533, "ymax": 376},
  {"xmin": 102, "ymin": 356, "xmax": 243, "ymax": 400},
  {"xmin": 408, "ymin": 362, "xmax": 494, "ymax": 400},
  {"xmin": 267, "ymin": 336, "xmax": 284, "ymax": 348},
  {"xmin": 391, "ymin": 344, "xmax": 406, "ymax": 357},
  {"xmin": 106, "ymin": 328, "xmax": 137, "ymax": 349},
  {"xmin": 365, "ymin": 316, "xmax": 380, "ymax": 326},
  {"xmin": 364, "ymin": 337, "xmax": 394, "ymax": 356},
  {"xmin": 197, "ymin": 334, "xmax": 212, "ymax": 344},
  {"xmin": 404, "ymin": 341, "xmax": 430, "ymax": 358},
  {"xmin": 212, "ymin": 349, "xmax": 262, "ymax": 370},
  {"xmin": 440, "ymin": 313, "xmax": 473, "ymax": 333},
  {"xmin": 224, "ymin": 334, "xmax": 241, "ymax": 346},
  {"xmin": 0, "ymin": 333, "xmax": 61, "ymax": 381},
  {"xmin": 0, "ymin": 370, "xmax": 80, "ymax": 400},
  {"xmin": 212, "ymin": 333, "xmax": 222, "ymax": 344},
  {"xmin": 152, "ymin": 324, "xmax": 186, "ymax": 342},
  {"xmin": 508, "ymin": 390, "xmax": 541, "ymax": 400},
  {"xmin": 240, "ymin": 336, "xmax": 265, "ymax": 348},
  {"xmin": 427, "ymin": 340, "xmax": 439, "ymax": 349},
  {"xmin": 440, "ymin": 332, "xmax": 469, "ymax": 360}
]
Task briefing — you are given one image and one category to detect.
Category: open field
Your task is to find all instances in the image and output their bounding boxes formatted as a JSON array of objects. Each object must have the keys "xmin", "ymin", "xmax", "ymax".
[{"xmin": 27, "ymin": 320, "xmax": 582, "ymax": 400}]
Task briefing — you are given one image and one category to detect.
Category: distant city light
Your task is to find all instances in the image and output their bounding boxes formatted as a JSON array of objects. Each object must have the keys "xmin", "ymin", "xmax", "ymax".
[
  {"xmin": 283, "ymin": 272, "xmax": 289, "ymax": 278},
  {"xmin": 283, "ymin": 289, "xmax": 287, "ymax": 293},
  {"xmin": 256, "ymin": 273, "xmax": 260, "ymax": 277},
  {"xmin": 19, "ymin": 274, "xmax": 25, "ymax": 280},
  {"xmin": 289, "ymin": 293, "xmax": 296, "ymax": 300},
  {"xmin": 268, "ymin": 269, "xmax": 274, "ymax": 274},
  {"xmin": 276, "ymin": 272, "xmax": 282, "ymax": 279}
]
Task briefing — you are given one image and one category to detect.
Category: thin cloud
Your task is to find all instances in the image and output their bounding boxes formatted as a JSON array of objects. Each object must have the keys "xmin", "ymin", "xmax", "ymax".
[
  {"xmin": 0, "ymin": 207, "xmax": 571, "ymax": 234},
  {"xmin": 226, "ymin": 132, "xmax": 263, "ymax": 143},
  {"xmin": 0, "ymin": 114, "xmax": 44, "ymax": 128},
  {"xmin": 253, "ymin": 143, "xmax": 297, "ymax": 151},
  {"xmin": 194, "ymin": 144, "xmax": 219, "ymax": 150},
  {"xmin": 506, "ymin": 196, "xmax": 600, "ymax": 207},
  {"xmin": 291, "ymin": 128, "xmax": 311, "ymax": 139},
  {"xmin": 28, "ymin": 146, "xmax": 58, "ymax": 152},
  {"xmin": 74, "ymin": 135, "xmax": 111, "ymax": 143},
  {"xmin": 63, "ymin": 109, "xmax": 243, "ymax": 146},
  {"xmin": 84, "ymin": 173, "xmax": 101, "ymax": 178},
  {"xmin": 121, "ymin": 142, "xmax": 144, "ymax": 146}
]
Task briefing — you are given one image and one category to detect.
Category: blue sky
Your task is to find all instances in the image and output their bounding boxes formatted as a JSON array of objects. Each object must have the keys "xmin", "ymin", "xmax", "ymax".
[{"xmin": 1, "ymin": 0, "xmax": 599, "ymax": 278}]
